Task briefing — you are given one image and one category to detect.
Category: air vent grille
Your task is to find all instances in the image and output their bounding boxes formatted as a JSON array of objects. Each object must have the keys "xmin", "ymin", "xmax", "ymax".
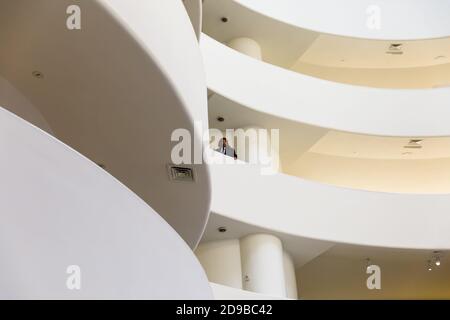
[{"xmin": 168, "ymin": 165, "xmax": 195, "ymax": 182}]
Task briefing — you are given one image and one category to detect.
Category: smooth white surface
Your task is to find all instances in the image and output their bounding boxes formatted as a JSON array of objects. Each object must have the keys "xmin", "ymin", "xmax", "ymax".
[
  {"xmin": 0, "ymin": 0, "xmax": 211, "ymax": 248},
  {"xmin": 240, "ymin": 234, "xmax": 287, "ymax": 297},
  {"xmin": 209, "ymin": 153, "xmax": 450, "ymax": 250},
  {"xmin": 283, "ymin": 251, "xmax": 298, "ymax": 299},
  {"xmin": 202, "ymin": 34, "xmax": 450, "ymax": 137},
  {"xmin": 0, "ymin": 107, "xmax": 212, "ymax": 299},
  {"xmin": 228, "ymin": 38, "xmax": 262, "ymax": 60},
  {"xmin": 196, "ymin": 239, "xmax": 243, "ymax": 289},
  {"xmin": 236, "ymin": 0, "xmax": 450, "ymax": 40},
  {"xmin": 183, "ymin": 0, "xmax": 203, "ymax": 40}
]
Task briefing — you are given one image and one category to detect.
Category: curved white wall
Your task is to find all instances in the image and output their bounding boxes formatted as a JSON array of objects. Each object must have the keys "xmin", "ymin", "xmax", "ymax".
[
  {"xmin": 201, "ymin": 34, "xmax": 450, "ymax": 137},
  {"xmin": 210, "ymin": 153, "xmax": 450, "ymax": 250},
  {"xmin": 237, "ymin": 0, "xmax": 450, "ymax": 40},
  {"xmin": 102, "ymin": 0, "xmax": 208, "ymax": 128},
  {"xmin": 0, "ymin": 0, "xmax": 211, "ymax": 248},
  {"xmin": 183, "ymin": 0, "xmax": 202, "ymax": 40},
  {"xmin": 0, "ymin": 107, "xmax": 212, "ymax": 299}
]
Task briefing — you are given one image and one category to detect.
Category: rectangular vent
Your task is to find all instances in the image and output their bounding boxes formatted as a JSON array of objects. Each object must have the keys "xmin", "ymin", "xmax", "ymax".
[
  {"xmin": 403, "ymin": 145, "xmax": 422, "ymax": 149},
  {"xmin": 168, "ymin": 165, "xmax": 195, "ymax": 182}
]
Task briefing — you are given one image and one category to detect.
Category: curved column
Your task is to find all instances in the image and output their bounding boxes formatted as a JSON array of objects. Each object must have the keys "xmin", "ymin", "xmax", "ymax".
[
  {"xmin": 283, "ymin": 251, "xmax": 298, "ymax": 299},
  {"xmin": 228, "ymin": 37, "xmax": 262, "ymax": 60},
  {"xmin": 195, "ymin": 240, "xmax": 243, "ymax": 289},
  {"xmin": 240, "ymin": 234, "xmax": 287, "ymax": 297}
]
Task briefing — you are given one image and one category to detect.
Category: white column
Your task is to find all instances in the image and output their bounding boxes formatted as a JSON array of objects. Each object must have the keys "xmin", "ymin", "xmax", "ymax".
[
  {"xmin": 283, "ymin": 251, "xmax": 298, "ymax": 299},
  {"xmin": 227, "ymin": 37, "xmax": 262, "ymax": 60},
  {"xmin": 240, "ymin": 234, "xmax": 287, "ymax": 297},
  {"xmin": 195, "ymin": 239, "xmax": 243, "ymax": 289}
]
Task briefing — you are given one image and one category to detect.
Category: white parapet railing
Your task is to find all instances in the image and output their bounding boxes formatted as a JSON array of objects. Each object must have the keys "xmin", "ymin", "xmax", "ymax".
[{"xmin": 201, "ymin": 34, "xmax": 450, "ymax": 137}]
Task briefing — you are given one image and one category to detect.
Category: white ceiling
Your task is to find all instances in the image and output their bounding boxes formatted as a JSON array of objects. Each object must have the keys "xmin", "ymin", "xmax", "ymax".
[
  {"xmin": 309, "ymin": 131, "xmax": 450, "ymax": 160},
  {"xmin": 298, "ymin": 244, "xmax": 450, "ymax": 299},
  {"xmin": 201, "ymin": 212, "xmax": 334, "ymax": 268},
  {"xmin": 297, "ymin": 34, "xmax": 450, "ymax": 69}
]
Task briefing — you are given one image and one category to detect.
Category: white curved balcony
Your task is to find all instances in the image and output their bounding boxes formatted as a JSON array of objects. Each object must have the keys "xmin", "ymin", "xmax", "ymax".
[
  {"xmin": 203, "ymin": 1, "xmax": 450, "ymax": 89},
  {"xmin": 226, "ymin": 0, "xmax": 450, "ymax": 40},
  {"xmin": 208, "ymin": 154, "xmax": 450, "ymax": 251},
  {"xmin": 0, "ymin": 107, "xmax": 212, "ymax": 299},
  {"xmin": 202, "ymin": 35, "xmax": 450, "ymax": 137},
  {"xmin": 0, "ymin": 0, "xmax": 210, "ymax": 248}
]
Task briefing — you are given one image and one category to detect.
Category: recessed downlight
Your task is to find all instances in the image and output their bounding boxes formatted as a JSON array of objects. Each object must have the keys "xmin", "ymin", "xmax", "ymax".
[
  {"xmin": 217, "ymin": 116, "xmax": 225, "ymax": 122},
  {"xmin": 218, "ymin": 226, "xmax": 227, "ymax": 233},
  {"xmin": 32, "ymin": 71, "xmax": 44, "ymax": 79},
  {"xmin": 221, "ymin": 17, "xmax": 228, "ymax": 23}
]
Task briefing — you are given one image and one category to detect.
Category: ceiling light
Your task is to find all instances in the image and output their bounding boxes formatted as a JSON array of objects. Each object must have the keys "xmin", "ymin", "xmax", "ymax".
[
  {"xmin": 427, "ymin": 260, "xmax": 433, "ymax": 271},
  {"xmin": 217, "ymin": 116, "xmax": 225, "ymax": 122},
  {"xmin": 221, "ymin": 17, "xmax": 228, "ymax": 23},
  {"xmin": 32, "ymin": 71, "xmax": 44, "ymax": 79},
  {"xmin": 435, "ymin": 257, "xmax": 441, "ymax": 266},
  {"xmin": 218, "ymin": 226, "xmax": 227, "ymax": 233}
]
